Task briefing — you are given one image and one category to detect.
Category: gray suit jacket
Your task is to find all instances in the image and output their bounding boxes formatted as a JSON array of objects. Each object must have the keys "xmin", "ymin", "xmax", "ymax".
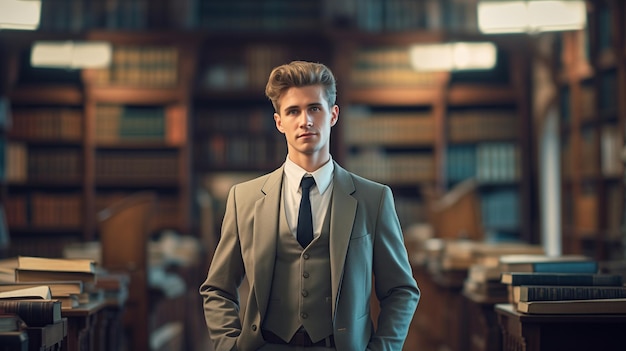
[{"xmin": 200, "ymin": 161, "xmax": 420, "ymax": 351}]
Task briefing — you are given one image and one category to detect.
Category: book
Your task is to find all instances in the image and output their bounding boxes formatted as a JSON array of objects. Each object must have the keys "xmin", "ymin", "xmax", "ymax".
[
  {"xmin": 498, "ymin": 254, "xmax": 596, "ymax": 273},
  {"xmin": 56, "ymin": 295, "xmax": 79, "ymax": 309},
  {"xmin": 0, "ymin": 281, "xmax": 83, "ymax": 297},
  {"xmin": 17, "ymin": 256, "xmax": 95, "ymax": 273},
  {"xmin": 515, "ymin": 285, "xmax": 626, "ymax": 302},
  {"xmin": 500, "ymin": 272, "xmax": 623, "ymax": 286},
  {"xmin": 517, "ymin": 298, "xmax": 626, "ymax": 314},
  {"xmin": 15, "ymin": 269, "xmax": 96, "ymax": 285},
  {"xmin": 0, "ymin": 299, "xmax": 62, "ymax": 327},
  {"xmin": 0, "ymin": 314, "xmax": 25, "ymax": 332},
  {"xmin": 0, "ymin": 286, "xmax": 51, "ymax": 300}
]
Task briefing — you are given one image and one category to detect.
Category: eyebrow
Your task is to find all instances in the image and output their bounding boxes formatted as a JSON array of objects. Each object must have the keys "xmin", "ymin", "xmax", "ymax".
[{"xmin": 284, "ymin": 102, "xmax": 323, "ymax": 111}]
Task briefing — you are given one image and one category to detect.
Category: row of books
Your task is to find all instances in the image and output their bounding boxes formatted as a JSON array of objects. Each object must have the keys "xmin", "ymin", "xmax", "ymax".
[
  {"xmin": 195, "ymin": 0, "xmax": 321, "ymax": 32},
  {"xmin": 480, "ymin": 188, "xmax": 520, "ymax": 233},
  {"xmin": 194, "ymin": 107, "xmax": 276, "ymax": 135},
  {"xmin": 447, "ymin": 111, "xmax": 518, "ymax": 143},
  {"xmin": 9, "ymin": 108, "xmax": 82, "ymax": 142},
  {"xmin": 88, "ymin": 46, "xmax": 179, "ymax": 87},
  {"xmin": 345, "ymin": 150, "xmax": 435, "ymax": 185},
  {"xmin": 350, "ymin": 46, "xmax": 443, "ymax": 87},
  {"xmin": 448, "ymin": 143, "xmax": 520, "ymax": 184},
  {"xmin": 5, "ymin": 192, "xmax": 181, "ymax": 232},
  {"xmin": 35, "ymin": 0, "xmax": 478, "ymax": 32},
  {"xmin": 3, "ymin": 144, "xmax": 82, "ymax": 184},
  {"xmin": 95, "ymin": 151, "xmax": 179, "ymax": 182},
  {"xmin": 323, "ymin": 0, "xmax": 476, "ymax": 32},
  {"xmin": 95, "ymin": 104, "xmax": 166, "ymax": 142},
  {"xmin": 4, "ymin": 193, "xmax": 83, "ymax": 229},
  {"xmin": 196, "ymin": 135, "xmax": 286, "ymax": 170},
  {"xmin": 344, "ymin": 107, "xmax": 435, "ymax": 146}
]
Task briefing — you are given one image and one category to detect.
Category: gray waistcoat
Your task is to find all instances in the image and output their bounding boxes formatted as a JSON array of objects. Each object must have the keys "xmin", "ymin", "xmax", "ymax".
[{"xmin": 262, "ymin": 198, "xmax": 333, "ymax": 343}]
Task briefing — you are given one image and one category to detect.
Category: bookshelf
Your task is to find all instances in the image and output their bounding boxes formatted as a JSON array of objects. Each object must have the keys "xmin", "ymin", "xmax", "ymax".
[
  {"xmin": 446, "ymin": 43, "xmax": 534, "ymax": 243},
  {"xmin": 330, "ymin": 30, "xmax": 448, "ymax": 229},
  {"xmin": 0, "ymin": 30, "xmax": 196, "ymax": 257},
  {"xmin": 332, "ymin": 30, "xmax": 534, "ymax": 240},
  {"xmin": 557, "ymin": 0, "xmax": 625, "ymax": 260}
]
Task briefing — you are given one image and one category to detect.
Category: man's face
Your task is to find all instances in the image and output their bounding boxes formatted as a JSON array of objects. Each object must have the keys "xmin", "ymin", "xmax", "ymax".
[{"xmin": 274, "ymin": 85, "xmax": 338, "ymax": 161}]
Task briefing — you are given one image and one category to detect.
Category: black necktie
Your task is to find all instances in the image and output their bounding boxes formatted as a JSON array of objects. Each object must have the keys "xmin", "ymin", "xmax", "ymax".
[{"xmin": 297, "ymin": 176, "xmax": 315, "ymax": 248}]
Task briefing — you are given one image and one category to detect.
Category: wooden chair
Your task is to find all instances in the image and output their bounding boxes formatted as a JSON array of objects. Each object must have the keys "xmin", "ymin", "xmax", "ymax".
[{"xmin": 98, "ymin": 191, "xmax": 157, "ymax": 351}]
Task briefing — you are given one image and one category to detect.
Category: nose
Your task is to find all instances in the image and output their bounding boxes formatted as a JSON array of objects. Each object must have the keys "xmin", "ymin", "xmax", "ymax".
[{"xmin": 299, "ymin": 112, "xmax": 313, "ymax": 127}]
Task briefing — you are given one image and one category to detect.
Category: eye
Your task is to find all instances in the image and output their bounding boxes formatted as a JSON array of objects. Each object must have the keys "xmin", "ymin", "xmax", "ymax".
[
  {"xmin": 310, "ymin": 106, "xmax": 321, "ymax": 112},
  {"xmin": 286, "ymin": 109, "xmax": 299, "ymax": 116}
]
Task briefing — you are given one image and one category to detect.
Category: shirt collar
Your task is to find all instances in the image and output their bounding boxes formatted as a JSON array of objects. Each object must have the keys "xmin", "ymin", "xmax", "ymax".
[{"xmin": 284, "ymin": 156, "xmax": 334, "ymax": 195}]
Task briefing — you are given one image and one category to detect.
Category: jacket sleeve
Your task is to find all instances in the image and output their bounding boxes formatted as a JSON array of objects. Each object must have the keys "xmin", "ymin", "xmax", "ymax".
[
  {"xmin": 368, "ymin": 185, "xmax": 420, "ymax": 350},
  {"xmin": 199, "ymin": 185, "xmax": 245, "ymax": 351}
]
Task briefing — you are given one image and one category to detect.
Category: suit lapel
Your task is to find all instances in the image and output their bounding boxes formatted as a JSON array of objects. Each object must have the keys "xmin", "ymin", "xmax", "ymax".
[
  {"xmin": 253, "ymin": 167, "xmax": 283, "ymax": 317},
  {"xmin": 329, "ymin": 162, "xmax": 357, "ymax": 317}
]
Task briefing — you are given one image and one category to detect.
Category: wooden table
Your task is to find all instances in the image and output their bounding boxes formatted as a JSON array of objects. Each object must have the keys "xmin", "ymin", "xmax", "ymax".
[
  {"xmin": 61, "ymin": 300, "xmax": 106, "ymax": 351},
  {"xmin": 495, "ymin": 303, "xmax": 626, "ymax": 351}
]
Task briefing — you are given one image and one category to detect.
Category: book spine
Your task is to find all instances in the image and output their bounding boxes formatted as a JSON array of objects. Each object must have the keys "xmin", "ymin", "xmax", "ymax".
[
  {"xmin": 0, "ymin": 300, "xmax": 60, "ymax": 327},
  {"xmin": 532, "ymin": 261, "xmax": 598, "ymax": 273},
  {"xmin": 511, "ymin": 274, "xmax": 623, "ymax": 286},
  {"xmin": 522, "ymin": 286, "xmax": 626, "ymax": 301}
]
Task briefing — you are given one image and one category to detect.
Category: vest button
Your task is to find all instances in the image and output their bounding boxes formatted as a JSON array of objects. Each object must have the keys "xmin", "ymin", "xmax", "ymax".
[
  {"xmin": 251, "ymin": 324, "xmax": 257, "ymax": 331},
  {"xmin": 303, "ymin": 272, "xmax": 309, "ymax": 278},
  {"xmin": 302, "ymin": 290, "xmax": 308, "ymax": 297},
  {"xmin": 301, "ymin": 312, "xmax": 308, "ymax": 319},
  {"xmin": 303, "ymin": 253, "xmax": 310, "ymax": 260}
]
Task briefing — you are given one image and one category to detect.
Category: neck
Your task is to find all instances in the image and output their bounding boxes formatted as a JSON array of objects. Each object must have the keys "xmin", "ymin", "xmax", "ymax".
[{"xmin": 288, "ymin": 153, "xmax": 330, "ymax": 173}]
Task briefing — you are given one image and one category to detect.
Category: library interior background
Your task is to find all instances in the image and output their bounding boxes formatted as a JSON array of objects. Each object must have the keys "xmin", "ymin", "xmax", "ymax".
[{"xmin": 0, "ymin": 0, "xmax": 625, "ymax": 350}]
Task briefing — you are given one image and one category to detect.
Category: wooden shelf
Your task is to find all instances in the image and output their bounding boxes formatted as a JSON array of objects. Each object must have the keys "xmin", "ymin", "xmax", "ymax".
[
  {"xmin": 86, "ymin": 86, "xmax": 185, "ymax": 104},
  {"xmin": 10, "ymin": 85, "xmax": 83, "ymax": 105},
  {"xmin": 447, "ymin": 85, "xmax": 517, "ymax": 106},
  {"xmin": 347, "ymin": 86, "xmax": 443, "ymax": 106}
]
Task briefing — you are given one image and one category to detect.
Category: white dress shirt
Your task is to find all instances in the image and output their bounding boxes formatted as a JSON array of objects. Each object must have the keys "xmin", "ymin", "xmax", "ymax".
[{"xmin": 282, "ymin": 156, "xmax": 334, "ymax": 241}]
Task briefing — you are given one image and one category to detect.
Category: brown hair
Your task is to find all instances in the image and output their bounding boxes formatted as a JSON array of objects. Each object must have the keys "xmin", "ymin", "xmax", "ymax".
[{"xmin": 265, "ymin": 61, "xmax": 337, "ymax": 112}]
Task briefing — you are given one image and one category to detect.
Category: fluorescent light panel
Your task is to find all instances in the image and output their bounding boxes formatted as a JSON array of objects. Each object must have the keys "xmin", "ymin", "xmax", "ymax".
[
  {"xmin": 478, "ymin": 1, "xmax": 587, "ymax": 34},
  {"xmin": 0, "ymin": 0, "xmax": 41, "ymax": 30},
  {"xmin": 31, "ymin": 41, "xmax": 112, "ymax": 69},
  {"xmin": 409, "ymin": 42, "xmax": 497, "ymax": 72}
]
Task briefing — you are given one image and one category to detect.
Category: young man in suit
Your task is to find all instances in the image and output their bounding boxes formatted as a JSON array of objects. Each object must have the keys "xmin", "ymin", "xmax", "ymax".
[{"xmin": 200, "ymin": 61, "xmax": 420, "ymax": 351}]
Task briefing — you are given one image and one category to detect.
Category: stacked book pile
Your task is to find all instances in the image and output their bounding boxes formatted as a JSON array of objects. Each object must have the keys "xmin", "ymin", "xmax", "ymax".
[
  {"xmin": 497, "ymin": 254, "xmax": 626, "ymax": 314},
  {"xmin": 462, "ymin": 243, "xmax": 544, "ymax": 302},
  {"xmin": 0, "ymin": 256, "xmax": 98, "ymax": 309}
]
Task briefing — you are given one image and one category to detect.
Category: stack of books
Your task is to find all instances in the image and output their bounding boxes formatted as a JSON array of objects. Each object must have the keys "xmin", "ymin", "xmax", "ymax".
[
  {"xmin": 462, "ymin": 243, "xmax": 544, "ymax": 301},
  {"xmin": 1, "ymin": 256, "xmax": 97, "ymax": 309},
  {"xmin": 498, "ymin": 255, "xmax": 626, "ymax": 314}
]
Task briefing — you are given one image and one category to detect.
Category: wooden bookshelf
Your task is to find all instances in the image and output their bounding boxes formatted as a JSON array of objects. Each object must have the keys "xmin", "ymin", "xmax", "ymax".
[
  {"xmin": 558, "ymin": 0, "xmax": 625, "ymax": 260},
  {"xmin": 0, "ymin": 30, "xmax": 197, "ymax": 257}
]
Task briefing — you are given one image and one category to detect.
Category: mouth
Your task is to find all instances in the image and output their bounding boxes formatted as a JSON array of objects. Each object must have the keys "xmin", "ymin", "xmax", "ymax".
[{"xmin": 299, "ymin": 132, "xmax": 316, "ymax": 139}]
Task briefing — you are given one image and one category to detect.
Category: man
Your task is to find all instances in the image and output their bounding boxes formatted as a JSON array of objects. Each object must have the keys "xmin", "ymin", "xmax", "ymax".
[{"xmin": 200, "ymin": 61, "xmax": 419, "ymax": 351}]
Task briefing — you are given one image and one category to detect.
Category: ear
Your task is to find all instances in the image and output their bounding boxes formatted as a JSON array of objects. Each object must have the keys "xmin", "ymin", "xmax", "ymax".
[
  {"xmin": 274, "ymin": 112, "xmax": 285, "ymax": 133},
  {"xmin": 330, "ymin": 105, "xmax": 339, "ymax": 127}
]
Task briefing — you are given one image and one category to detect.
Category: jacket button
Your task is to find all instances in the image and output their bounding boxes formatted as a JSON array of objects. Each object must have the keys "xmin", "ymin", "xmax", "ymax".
[
  {"xmin": 303, "ymin": 253, "xmax": 310, "ymax": 260},
  {"xmin": 303, "ymin": 272, "xmax": 309, "ymax": 278},
  {"xmin": 252, "ymin": 324, "xmax": 257, "ymax": 331},
  {"xmin": 301, "ymin": 312, "xmax": 308, "ymax": 319},
  {"xmin": 302, "ymin": 290, "xmax": 308, "ymax": 297}
]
